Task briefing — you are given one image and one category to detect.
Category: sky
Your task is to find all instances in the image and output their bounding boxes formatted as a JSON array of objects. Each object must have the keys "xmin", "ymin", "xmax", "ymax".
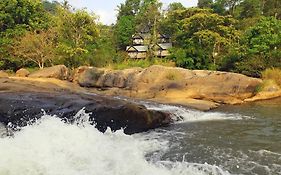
[{"xmin": 57, "ymin": 0, "xmax": 198, "ymax": 25}]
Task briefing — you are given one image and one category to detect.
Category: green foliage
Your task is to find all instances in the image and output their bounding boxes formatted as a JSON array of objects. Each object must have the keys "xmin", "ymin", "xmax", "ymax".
[
  {"xmin": 0, "ymin": 0, "xmax": 51, "ymax": 70},
  {"xmin": 0, "ymin": 0, "xmax": 280, "ymax": 78},
  {"xmin": 12, "ymin": 30, "xmax": 57, "ymax": 69},
  {"xmin": 227, "ymin": 17, "xmax": 281, "ymax": 76},
  {"xmin": 115, "ymin": 16, "xmax": 135, "ymax": 50},
  {"xmin": 54, "ymin": 7, "xmax": 99, "ymax": 68},
  {"xmin": 245, "ymin": 17, "xmax": 281, "ymax": 54},
  {"xmin": 198, "ymin": 0, "xmax": 213, "ymax": 8},
  {"xmin": 164, "ymin": 8, "xmax": 240, "ymax": 70}
]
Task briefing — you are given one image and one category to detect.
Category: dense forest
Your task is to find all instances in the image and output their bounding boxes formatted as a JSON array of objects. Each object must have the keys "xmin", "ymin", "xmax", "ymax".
[{"xmin": 0, "ymin": 0, "xmax": 280, "ymax": 77}]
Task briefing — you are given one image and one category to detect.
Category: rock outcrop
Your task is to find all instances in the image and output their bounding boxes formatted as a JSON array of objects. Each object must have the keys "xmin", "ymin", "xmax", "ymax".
[
  {"xmin": 29, "ymin": 65, "xmax": 69, "ymax": 80},
  {"xmin": 16, "ymin": 68, "xmax": 30, "ymax": 77},
  {"xmin": 0, "ymin": 77, "xmax": 171, "ymax": 134},
  {"xmin": 74, "ymin": 65, "xmax": 263, "ymax": 110}
]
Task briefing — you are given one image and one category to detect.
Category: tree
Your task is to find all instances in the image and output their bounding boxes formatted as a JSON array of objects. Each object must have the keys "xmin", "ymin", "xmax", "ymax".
[
  {"xmin": 165, "ymin": 8, "xmax": 240, "ymax": 69},
  {"xmin": 136, "ymin": 0, "xmax": 162, "ymax": 33},
  {"xmin": 115, "ymin": 0, "xmax": 142, "ymax": 50},
  {"xmin": 239, "ymin": 0, "xmax": 262, "ymax": 18},
  {"xmin": 167, "ymin": 2, "xmax": 185, "ymax": 11},
  {"xmin": 245, "ymin": 17, "xmax": 281, "ymax": 54},
  {"xmin": 12, "ymin": 30, "xmax": 57, "ymax": 69},
  {"xmin": 117, "ymin": 0, "xmax": 141, "ymax": 18},
  {"xmin": 0, "ymin": 0, "xmax": 50, "ymax": 70},
  {"xmin": 198, "ymin": 0, "xmax": 213, "ymax": 8},
  {"xmin": 115, "ymin": 16, "xmax": 135, "ymax": 50},
  {"xmin": 42, "ymin": 0, "xmax": 60, "ymax": 14},
  {"xmin": 55, "ymin": 8, "xmax": 99, "ymax": 68},
  {"xmin": 263, "ymin": 0, "xmax": 281, "ymax": 19},
  {"xmin": 225, "ymin": 17, "xmax": 281, "ymax": 76}
]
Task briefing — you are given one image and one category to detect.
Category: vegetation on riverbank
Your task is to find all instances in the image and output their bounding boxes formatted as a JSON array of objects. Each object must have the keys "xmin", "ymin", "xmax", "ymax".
[{"xmin": 0, "ymin": 0, "xmax": 280, "ymax": 78}]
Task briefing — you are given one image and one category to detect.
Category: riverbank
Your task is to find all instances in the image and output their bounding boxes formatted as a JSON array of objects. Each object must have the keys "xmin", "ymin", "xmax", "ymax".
[
  {"xmin": 3, "ymin": 65, "xmax": 281, "ymax": 111},
  {"xmin": 72, "ymin": 65, "xmax": 281, "ymax": 111}
]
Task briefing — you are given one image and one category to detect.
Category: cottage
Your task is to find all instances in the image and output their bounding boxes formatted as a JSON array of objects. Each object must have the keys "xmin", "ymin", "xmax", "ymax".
[
  {"xmin": 157, "ymin": 34, "xmax": 171, "ymax": 43},
  {"xmin": 152, "ymin": 43, "xmax": 172, "ymax": 57},
  {"xmin": 127, "ymin": 32, "xmax": 172, "ymax": 59},
  {"xmin": 126, "ymin": 45, "xmax": 148, "ymax": 59},
  {"xmin": 132, "ymin": 33, "xmax": 144, "ymax": 45}
]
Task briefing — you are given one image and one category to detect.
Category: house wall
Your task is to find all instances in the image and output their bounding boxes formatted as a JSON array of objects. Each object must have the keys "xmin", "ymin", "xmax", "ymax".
[
  {"xmin": 128, "ymin": 52, "xmax": 147, "ymax": 59},
  {"xmin": 160, "ymin": 50, "xmax": 170, "ymax": 57},
  {"xmin": 128, "ymin": 52, "xmax": 138, "ymax": 59},
  {"xmin": 133, "ymin": 39, "xmax": 144, "ymax": 45},
  {"xmin": 136, "ymin": 52, "xmax": 147, "ymax": 59},
  {"xmin": 153, "ymin": 50, "xmax": 170, "ymax": 57}
]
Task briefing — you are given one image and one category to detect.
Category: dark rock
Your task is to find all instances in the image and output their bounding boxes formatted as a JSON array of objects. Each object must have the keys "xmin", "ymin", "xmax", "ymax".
[
  {"xmin": 0, "ymin": 91, "xmax": 171, "ymax": 135},
  {"xmin": 29, "ymin": 65, "xmax": 69, "ymax": 80}
]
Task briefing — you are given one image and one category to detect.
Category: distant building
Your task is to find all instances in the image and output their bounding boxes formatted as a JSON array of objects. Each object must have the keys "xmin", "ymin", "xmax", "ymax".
[
  {"xmin": 126, "ymin": 32, "xmax": 172, "ymax": 59},
  {"xmin": 152, "ymin": 43, "xmax": 172, "ymax": 57},
  {"xmin": 126, "ymin": 45, "xmax": 148, "ymax": 59}
]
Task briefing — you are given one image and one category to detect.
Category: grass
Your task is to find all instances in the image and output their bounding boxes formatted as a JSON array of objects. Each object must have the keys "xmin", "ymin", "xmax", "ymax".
[
  {"xmin": 262, "ymin": 68, "xmax": 281, "ymax": 86},
  {"xmin": 256, "ymin": 68, "xmax": 281, "ymax": 92},
  {"xmin": 25, "ymin": 67, "xmax": 40, "ymax": 73},
  {"xmin": 165, "ymin": 71, "xmax": 181, "ymax": 81}
]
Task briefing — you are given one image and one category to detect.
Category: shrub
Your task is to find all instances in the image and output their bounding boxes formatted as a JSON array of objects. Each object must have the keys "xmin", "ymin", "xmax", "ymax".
[{"xmin": 262, "ymin": 68, "xmax": 281, "ymax": 86}]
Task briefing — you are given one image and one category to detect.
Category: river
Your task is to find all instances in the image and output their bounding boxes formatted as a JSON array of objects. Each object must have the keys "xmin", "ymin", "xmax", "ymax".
[{"xmin": 0, "ymin": 98, "xmax": 280, "ymax": 175}]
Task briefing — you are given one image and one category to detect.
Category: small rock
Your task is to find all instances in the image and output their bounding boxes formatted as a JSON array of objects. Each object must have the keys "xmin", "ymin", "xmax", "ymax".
[{"xmin": 16, "ymin": 68, "xmax": 30, "ymax": 77}]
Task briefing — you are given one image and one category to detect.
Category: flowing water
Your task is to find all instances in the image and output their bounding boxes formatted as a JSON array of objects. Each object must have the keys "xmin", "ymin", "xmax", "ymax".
[{"xmin": 0, "ymin": 98, "xmax": 280, "ymax": 175}]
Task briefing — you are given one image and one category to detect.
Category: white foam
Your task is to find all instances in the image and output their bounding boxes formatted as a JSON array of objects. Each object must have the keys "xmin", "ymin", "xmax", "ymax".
[
  {"xmin": 0, "ymin": 110, "xmax": 230, "ymax": 175},
  {"xmin": 144, "ymin": 104, "xmax": 249, "ymax": 123}
]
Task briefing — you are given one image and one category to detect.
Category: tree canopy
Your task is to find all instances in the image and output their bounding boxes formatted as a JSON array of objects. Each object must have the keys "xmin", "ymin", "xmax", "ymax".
[{"xmin": 0, "ymin": 0, "xmax": 280, "ymax": 77}]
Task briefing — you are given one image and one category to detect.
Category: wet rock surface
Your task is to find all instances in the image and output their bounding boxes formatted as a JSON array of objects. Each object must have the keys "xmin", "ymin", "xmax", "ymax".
[{"xmin": 0, "ymin": 78, "xmax": 171, "ymax": 134}]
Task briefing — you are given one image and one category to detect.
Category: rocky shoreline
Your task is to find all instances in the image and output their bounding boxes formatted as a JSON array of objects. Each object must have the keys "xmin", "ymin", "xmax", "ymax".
[
  {"xmin": 72, "ymin": 65, "xmax": 281, "ymax": 110},
  {"xmin": 1, "ymin": 65, "xmax": 281, "ymax": 134}
]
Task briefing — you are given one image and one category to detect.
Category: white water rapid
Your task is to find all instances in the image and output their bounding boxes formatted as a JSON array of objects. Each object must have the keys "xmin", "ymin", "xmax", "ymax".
[{"xmin": 0, "ymin": 108, "xmax": 232, "ymax": 175}]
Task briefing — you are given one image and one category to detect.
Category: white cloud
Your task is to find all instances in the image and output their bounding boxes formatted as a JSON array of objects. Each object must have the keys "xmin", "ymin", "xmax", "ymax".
[{"xmin": 96, "ymin": 9, "xmax": 117, "ymax": 25}]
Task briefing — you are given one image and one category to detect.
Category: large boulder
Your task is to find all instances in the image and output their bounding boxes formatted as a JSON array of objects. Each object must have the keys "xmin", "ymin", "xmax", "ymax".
[
  {"xmin": 71, "ymin": 66, "xmax": 91, "ymax": 83},
  {"xmin": 76, "ymin": 67, "xmax": 105, "ymax": 87},
  {"xmin": 29, "ymin": 65, "xmax": 69, "ymax": 80},
  {"xmin": 0, "ymin": 78, "xmax": 172, "ymax": 134},
  {"xmin": 71, "ymin": 65, "xmax": 265, "ymax": 109},
  {"xmin": 99, "ymin": 68, "xmax": 143, "ymax": 88},
  {"xmin": 0, "ymin": 71, "xmax": 8, "ymax": 78},
  {"xmin": 130, "ymin": 65, "xmax": 262, "ymax": 104},
  {"xmin": 75, "ymin": 67, "xmax": 143, "ymax": 89},
  {"xmin": 76, "ymin": 65, "xmax": 263, "ymax": 107},
  {"xmin": 16, "ymin": 68, "xmax": 30, "ymax": 77}
]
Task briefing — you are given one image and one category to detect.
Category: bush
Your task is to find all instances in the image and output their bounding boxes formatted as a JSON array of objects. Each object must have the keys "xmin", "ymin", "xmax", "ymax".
[{"xmin": 262, "ymin": 68, "xmax": 281, "ymax": 86}]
